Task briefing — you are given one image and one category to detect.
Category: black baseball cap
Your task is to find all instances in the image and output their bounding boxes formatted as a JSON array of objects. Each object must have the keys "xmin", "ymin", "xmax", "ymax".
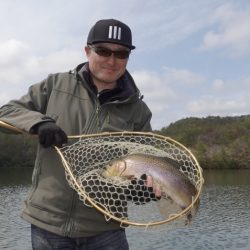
[{"xmin": 87, "ymin": 19, "xmax": 136, "ymax": 50}]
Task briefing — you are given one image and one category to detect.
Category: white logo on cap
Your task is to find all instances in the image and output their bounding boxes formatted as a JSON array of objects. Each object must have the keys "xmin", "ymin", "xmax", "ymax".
[{"xmin": 108, "ymin": 26, "xmax": 121, "ymax": 40}]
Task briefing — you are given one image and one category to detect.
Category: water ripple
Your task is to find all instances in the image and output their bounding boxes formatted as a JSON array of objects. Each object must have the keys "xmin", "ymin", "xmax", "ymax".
[
  {"xmin": 0, "ymin": 186, "xmax": 31, "ymax": 250},
  {"xmin": 0, "ymin": 179, "xmax": 250, "ymax": 249},
  {"xmin": 127, "ymin": 185, "xmax": 250, "ymax": 250}
]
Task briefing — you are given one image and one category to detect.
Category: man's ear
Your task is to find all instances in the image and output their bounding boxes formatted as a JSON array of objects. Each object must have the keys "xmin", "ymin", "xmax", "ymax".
[{"xmin": 84, "ymin": 46, "xmax": 91, "ymax": 57}]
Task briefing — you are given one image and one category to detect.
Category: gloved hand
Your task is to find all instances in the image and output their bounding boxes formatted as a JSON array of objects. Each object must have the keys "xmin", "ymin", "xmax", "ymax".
[
  {"xmin": 125, "ymin": 174, "xmax": 161, "ymax": 205},
  {"xmin": 35, "ymin": 122, "xmax": 68, "ymax": 148},
  {"xmin": 79, "ymin": 173, "xmax": 161, "ymax": 219}
]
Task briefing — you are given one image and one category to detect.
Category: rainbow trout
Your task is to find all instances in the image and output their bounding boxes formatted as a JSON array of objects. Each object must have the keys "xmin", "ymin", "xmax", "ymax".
[{"xmin": 103, "ymin": 153, "xmax": 199, "ymax": 222}]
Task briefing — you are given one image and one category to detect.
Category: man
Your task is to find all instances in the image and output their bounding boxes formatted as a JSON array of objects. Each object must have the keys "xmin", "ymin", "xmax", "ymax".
[{"xmin": 0, "ymin": 19, "xmax": 159, "ymax": 249}]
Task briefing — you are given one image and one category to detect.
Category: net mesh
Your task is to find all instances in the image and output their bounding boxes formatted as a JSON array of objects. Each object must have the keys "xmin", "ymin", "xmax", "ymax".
[{"xmin": 56, "ymin": 132, "xmax": 203, "ymax": 227}]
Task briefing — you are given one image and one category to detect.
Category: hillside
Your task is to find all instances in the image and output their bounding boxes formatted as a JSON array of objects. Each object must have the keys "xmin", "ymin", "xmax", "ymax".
[
  {"xmin": 0, "ymin": 115, "xmax": 249, "ymax": 169},
  {"xmin": 0, "ymin": 133, "xmax": 36, "ymax": 168},
  {"xmin": 156, "ymin": 115, "xmax": 250, "ymax": 169}
]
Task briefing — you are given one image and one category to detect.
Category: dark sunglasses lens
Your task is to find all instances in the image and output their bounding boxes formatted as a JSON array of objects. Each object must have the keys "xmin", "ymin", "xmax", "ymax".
[
  {"xmin": 95, "ymin": 47, "xmax": 112, "ymax": 57},
  {"xmin": 114, "ymin": 50, "xmax": 130, "ymax": 59},
  {"xmin": 93, "ymin": 46, "xmax": 130, "ymax": 59}
]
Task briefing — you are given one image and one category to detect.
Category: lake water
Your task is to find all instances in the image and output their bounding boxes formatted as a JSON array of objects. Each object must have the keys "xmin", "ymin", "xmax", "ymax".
[{"xmin": 0, "ymin": 168, "xmax": 249, "ymax": 250}]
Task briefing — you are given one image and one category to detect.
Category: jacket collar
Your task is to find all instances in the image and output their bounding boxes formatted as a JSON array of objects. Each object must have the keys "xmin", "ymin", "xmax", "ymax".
[{"xmin": 72, "ymin": 62, "xmax": 142, "ymax": 104}]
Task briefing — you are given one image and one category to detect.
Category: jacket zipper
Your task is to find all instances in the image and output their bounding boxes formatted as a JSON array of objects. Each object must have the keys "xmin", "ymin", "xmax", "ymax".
[
  {"xmin": 84, "ymin": 100, "xmax": 102, "ymax": 134},
  {"xmin": 63, "ymin": 102, "xmax": 102, "ymax": 236},
  {"xmin": 95, "ymin": 104, "xmax": 101, "ymax": 128}
]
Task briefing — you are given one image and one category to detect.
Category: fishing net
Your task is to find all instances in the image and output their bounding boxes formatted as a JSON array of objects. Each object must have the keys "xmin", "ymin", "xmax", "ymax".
[
  {"xmin": 0, "ymin": 121, "xmax": 203, "ymax": 227},
  {"xmin": 55, "ymin": 131, "xmax": 204, "ymax": 227}
]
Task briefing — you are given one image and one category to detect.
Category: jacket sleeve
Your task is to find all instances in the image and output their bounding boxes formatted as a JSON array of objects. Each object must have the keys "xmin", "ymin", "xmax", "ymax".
[{"xmin": 0, "ymin": 75, "xmax": 55, "ymax": 133}]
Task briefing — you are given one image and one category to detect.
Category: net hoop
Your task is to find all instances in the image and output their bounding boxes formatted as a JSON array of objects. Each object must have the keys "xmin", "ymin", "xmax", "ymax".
[
  {"xmin": 0, "ymin": 121, "xmax": 203, "ymax": 227},
  {"xmin": 55, "ymin": 131, "xmax": 204, "ymax": 227}
]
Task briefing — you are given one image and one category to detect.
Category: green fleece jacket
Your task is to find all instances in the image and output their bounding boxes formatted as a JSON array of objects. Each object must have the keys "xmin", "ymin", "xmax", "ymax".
[{"xmin": 0, "ymin": 63, "xmax": 152, "ymax": 237}]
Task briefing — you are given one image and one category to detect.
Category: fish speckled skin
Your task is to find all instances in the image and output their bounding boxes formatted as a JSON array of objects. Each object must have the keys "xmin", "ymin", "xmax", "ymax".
[{"xmin": 103, "ymin": 154, "xmax": 198, "ymax": 213}]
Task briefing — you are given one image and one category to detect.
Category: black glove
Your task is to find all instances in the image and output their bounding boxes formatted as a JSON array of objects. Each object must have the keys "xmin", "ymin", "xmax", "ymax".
[
  {"xmin": 125, "ymin": 174, "xmax": 161, "ymax": 205},
  {"xmin": 35, "ymin": 122, "xmax": 68, "ymax": 148}
]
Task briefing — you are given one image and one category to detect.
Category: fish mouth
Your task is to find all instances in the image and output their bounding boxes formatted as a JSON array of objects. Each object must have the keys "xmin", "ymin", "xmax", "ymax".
[{"xmin": 117, "ymin": 160, "xmax": 127, "ymax": 176}]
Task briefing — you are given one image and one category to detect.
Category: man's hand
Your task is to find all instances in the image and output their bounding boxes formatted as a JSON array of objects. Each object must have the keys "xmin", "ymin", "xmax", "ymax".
[
  {"xmin": 35, "ymin": 122, "xmax": 68, "ymax": 148},
  {"xmin": 125, "ymin": 174, "xmax": 161, "ymax": 204}
]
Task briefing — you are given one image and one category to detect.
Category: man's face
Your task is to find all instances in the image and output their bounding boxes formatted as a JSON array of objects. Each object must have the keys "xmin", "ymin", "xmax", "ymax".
[{"xmin": 85, "ymin": 43, "xmax": 130, "ymax": 87}]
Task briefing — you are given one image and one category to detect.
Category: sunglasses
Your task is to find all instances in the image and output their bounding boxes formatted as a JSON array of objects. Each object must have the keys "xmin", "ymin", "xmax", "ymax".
[{"xmin": 88, "ymin": 45, "xmax": 131, "ymax": 59}]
